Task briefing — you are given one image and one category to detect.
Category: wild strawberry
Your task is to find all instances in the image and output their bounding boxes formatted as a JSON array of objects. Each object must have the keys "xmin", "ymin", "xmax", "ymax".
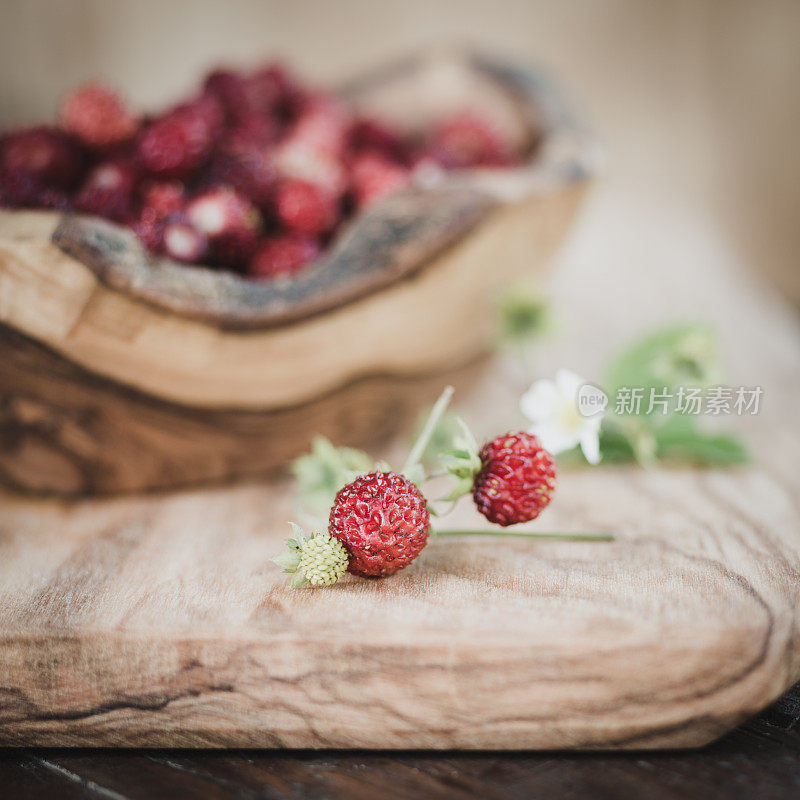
[
  {"xmin": 276, "ymin": 179, "xmax": 338, "ymax": 236},
  {"xmin": 212, "ymin": 228, "xmax": 261, "ymax": 269},
  {"xmin": 275, "ymin": 138, "xmax": 348, "ymax": 198},
  {"xmin": 424, "ymin": 112, "xmax": 515, "ymax": 169},
  {"xmin": 273, "ymin": 524, "xmax": 350, "ymax": 588},
  {"xmin": 289, "ymin": 96, "xmax": 350, "ymax": 157},
  {"xmin": 140, "ymin": 180, "xmax": 186, "ymax": 216},
  {"xmin": 37, "ymin": 187, "xmax": 72, "ymax": 210},
  {"xmin": 0, "ymin": 166, "xmax": 43, "ymax": 207},
  {"xmin": 348, "ymin": 118, "xmax": 405, "ymax": 161},
  {"xmin": 186, "ymin": 186, "xmax": 262, "ymax": 268},
  {"xmin": 350, "ymin": 152, "xmax": 410, "ymax": 208},
  {"xmin": 208, "ymin": 126, "xmax": 276, "ymax": 207},
  {"xmin": 75, "ymin": 160, "xmax": 138, "ymax": 221},
  {"xmin": 203, "ymin": 68, "xmax": 278, "ymax": 127},
  {"xmin": 1, "ymin": 127, "xmax": 84, "ymax": 189},
  {"xmin": 180, "ymin": 93, "xmax": 226, "ymax": 142},
  {"xmin": 472, "ymin": 432, "xmax": 556, "ymax": 526},
  {"xmin": 186, "ymin": 186, "xmax": 261, "ymax": 239},
  {"xmin": 162, "ymin": 220, "xmax": 208, "ymax": 263},
  {"xmin": 137, "ymin": 105, "xmax": 216, "ymax": 179},
  {"xmin": 252, "ymin": 62, "xmax": 305, "ymax": 119},
  {"xmin": 248, "ymin": 235, "xmax": 320, "ymax": 279},
  {"xmin": 60, "ymin": 83, "xmax": 139, "ymax": 149},
  {"xmin": 129, "ymin": 207, "xmax": 165, "ymax": 253},
  {"xmin": 328, "ymin": 472, "xmax": 430, "ymax": 578}
]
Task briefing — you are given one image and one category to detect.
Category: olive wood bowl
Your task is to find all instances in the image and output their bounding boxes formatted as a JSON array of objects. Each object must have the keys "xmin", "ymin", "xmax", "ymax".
[{"xmin": 0, "ymin": 50, "xmax": 598, "ymax": 495}]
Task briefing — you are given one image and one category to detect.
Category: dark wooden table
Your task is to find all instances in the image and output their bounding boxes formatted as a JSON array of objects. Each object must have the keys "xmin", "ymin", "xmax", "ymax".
[{"xmin": 2, "ymin": 681, "xmax": 799, "ymax": 799}]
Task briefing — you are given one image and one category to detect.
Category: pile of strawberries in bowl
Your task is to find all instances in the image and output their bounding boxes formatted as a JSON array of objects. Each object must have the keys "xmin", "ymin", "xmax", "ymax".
[{"xmin": 0, "ymin": 62, "xmax": 522, "ymax": 281}]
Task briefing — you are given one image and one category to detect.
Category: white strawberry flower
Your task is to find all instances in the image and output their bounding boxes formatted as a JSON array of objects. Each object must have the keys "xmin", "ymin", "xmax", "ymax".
[{"xmin": 520, "ymin": 369, "xmax": 603, "ymax": 464}]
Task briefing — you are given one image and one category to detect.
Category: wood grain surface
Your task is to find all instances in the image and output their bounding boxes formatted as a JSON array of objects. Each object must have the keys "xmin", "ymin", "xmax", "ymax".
[
  {"xmin": 0, "ymin": 179, "xmax": 799, "ymax": 749},
  {"xmin": 2, "ymin": 681, "xmax": 799, "ymax": 799}
]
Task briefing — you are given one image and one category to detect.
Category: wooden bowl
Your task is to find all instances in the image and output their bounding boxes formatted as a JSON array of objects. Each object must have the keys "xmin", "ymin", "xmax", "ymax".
[{"xmin": 0, "ymin": 51, "xmax": 597, "ymax": 495}]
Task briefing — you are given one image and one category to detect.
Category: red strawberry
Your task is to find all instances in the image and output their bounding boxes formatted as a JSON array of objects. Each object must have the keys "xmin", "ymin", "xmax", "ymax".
[
  {"xmin": 425, "ymin": 112, "xmax": 515, "ymax": 169},
  {"xmin": 75, "ymin": 160, "xmax": 138, "ymax": 221},
  {"xmin": 163, "ymin": 220, "xmax": 208, "ymax": 263},
  {"xmin": 472, "ymin": 432, "xmax": 556, "ymax": 526},
  {"xmin": 137, "ymin": 105, "xmax": 216, "ymax": 179},
  {"xmin": 275, "ymin": 100, "xmax": 350, "ymax": 197},
  {"xmin": 208, "ymin": 125, "xmax": 276, "ymax": 207},
  {"xmin": 37, "ymin": 187, "xmax": 72, "ymax": 210},
  {"xmin": 1, "ymin": 127, "xmax": 84, "ymax": 189},
  {"xmin": 248, "ymin": 235, "xmax": 320, "ymax": 279},
  {"xmin": 350, "ymin": 152, "xmax": 410, "ymax": 208},
  {"xmin": 140, "ymin": 180, "xmax": 185, "ymax": 216},
  {"xmin": 289, "ymin": 96, "xmax": 350, "ymax": 156},
  {"xmin": 60, "ymin": 83, "xmax": 139, "ymax": 149},
  {"xmin": 253, "ymin": 62, "xmax": 305, "ymax": 119},
  {"xmin": 186, "ymin": 186, "xmax": 262, "ymax": 269},
  {"xmin": 203, "ymin": 68, "xmax": 278, "ymax": 127},
  {"xmin": 129, "ymin": 207, "xmax": 166, "ymax": 253},
  {"xmin": 348, "ymin": 118, "xmax": 405, "ymax": 161},
  {"xmin": 276, "ymin": 179, "xmax": 338, "ymax": 236},
  {"xmin": 0, "ymin": 165, "xmax": 43, "ymax": 207},
  {"xmin": 186, "ymin": 186, "xmax": 261, "ymax": 239},
  {"xmin": 328, "ymin": 472, "xmax": 430, "ymax": 577}
]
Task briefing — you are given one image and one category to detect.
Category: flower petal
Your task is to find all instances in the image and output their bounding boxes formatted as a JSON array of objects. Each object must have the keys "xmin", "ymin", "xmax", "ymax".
[
  {"xmin": 580, "ymin": 430, "xmax": 602, "ymax": 465},
  {"xmin": 555, "ymin": 369, "xmax": 585, "ymax": 401},
  {"xmin": 520, "ymin": 379, "xmax": 560, "ymax": 423},
  {"xmin": 530, "ymin": 422, "xmax": 583, "ymax": 455}
]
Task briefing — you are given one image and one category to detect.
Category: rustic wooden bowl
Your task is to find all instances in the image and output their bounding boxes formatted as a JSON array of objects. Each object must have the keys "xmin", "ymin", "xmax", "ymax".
[{"xmin": 0, "ymin": 51, "xmax": 597, "ymax": 495}]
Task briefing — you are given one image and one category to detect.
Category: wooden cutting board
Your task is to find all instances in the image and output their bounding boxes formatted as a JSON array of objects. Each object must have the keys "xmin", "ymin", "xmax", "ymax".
[{"xmin": 1, "ymin": 199, "xmax": 799, "ymax": 750}]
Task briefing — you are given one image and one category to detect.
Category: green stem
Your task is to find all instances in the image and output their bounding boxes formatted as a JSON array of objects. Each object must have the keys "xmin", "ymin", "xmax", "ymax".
[
  {"xmin": 402, "ymin": 386, "xmax": 454, "ymax": 476},
  {"xmin": 433, "ymin": 529, "xmax": 614, "ymax": 542}
]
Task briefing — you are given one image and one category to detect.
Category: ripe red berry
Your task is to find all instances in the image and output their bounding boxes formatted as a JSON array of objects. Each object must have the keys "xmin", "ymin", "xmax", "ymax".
[
  {"xmin": 187, "ymin": 186, "xmax": 262, "ymax": 269},
  {"xmin": 276, "ymin": 179, "xmax": 338, "ymax": 236},
  {"xmin": 75, "ymin": 160, "xmax": 137, "ymax": 221},
  {"xmin": 472, "ymin": 432, "xmax": 556, "ymax": 526},
  {"xmin": 137, "ymin": 105, "xmax": 216, "ymax": 179},
  {"xmin": 290, "ymin": 96, "xmax": 350, "ymax": 157},
  {"xmin": 129, "ymin": 207, "xmax": 166, "ymax": 253},
  {"xmin": 1, "ymin": 126, "xmax": 84, "ymax": 189},
  {"xmin": 163, "ymin": 220, "xmax": 208, "ymax": 263},
  {"xmin": 248, "ymin": 235, "xmax": 320, "ymax": 279},
  {"xmin": 252, "ymin": 62, "xmax": 305, "ymax": 118},
  {"xmin": 208, "ymin": 125, "xmax": 276, "ymax": 207},
  {"xmin": 203, "ymin": 68, "xmax": 279, "ymax": 127},
  {"xmin": 328, "ymin": 472, "xmax": 430, "ymax": 578},
  {"xmin": 348, "ymin": 118, "xmax": 405, "ymax": 160},
  {"xmin": 350, "ymin": 152, "xmax": 410, "ymax": 208},
  {"xmin": 186, "ymin": 186, "xmax": 261, "ymax": 239},
  {"xmin": 60, "ymin": 83, "xmax": 139, "ymax": 149},
  {"xmin": 425, "ymin": 112, "xmax": 515, "ymax": 169},
  {"xmin": 140, "ymin": 180, "xmax": 185, "ymax": 216}
]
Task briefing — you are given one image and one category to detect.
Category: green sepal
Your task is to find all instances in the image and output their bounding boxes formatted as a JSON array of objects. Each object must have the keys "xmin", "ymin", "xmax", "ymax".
[
  {"xmin": 272, "ymin": 550, "xmax": 301, "ymax": 572},
  {"xmin": 290, "ymin": 572, "xmax": 310, "ymax": 588},
  {"xmin": 273, "ymin": 523, "xmax": 309, "ymax": 575},
  {"xmin": 436, "ymin": 417, "xmax": 482, "ymax": 502}
]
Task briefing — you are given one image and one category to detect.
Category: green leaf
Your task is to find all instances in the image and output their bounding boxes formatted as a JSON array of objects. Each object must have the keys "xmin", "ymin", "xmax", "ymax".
[
  {"xmin": 654, "ymin": 416, "xmax": 749, "ymax": 465},
  {"xmin": 604, "ymin": 322, "xmax": 722, "ymax": 416}
]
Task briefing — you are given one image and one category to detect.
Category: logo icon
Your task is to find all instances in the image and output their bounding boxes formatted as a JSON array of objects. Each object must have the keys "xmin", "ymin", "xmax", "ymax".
[{"xmin": 577, "ymin": 383, "xmax": 608, "ymax": 418}]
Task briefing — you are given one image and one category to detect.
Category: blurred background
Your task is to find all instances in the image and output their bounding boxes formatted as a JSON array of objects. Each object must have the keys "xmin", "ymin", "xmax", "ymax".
[{"xmin": 1, "ymin": 0, "xmax": 799, "ymax": 307}]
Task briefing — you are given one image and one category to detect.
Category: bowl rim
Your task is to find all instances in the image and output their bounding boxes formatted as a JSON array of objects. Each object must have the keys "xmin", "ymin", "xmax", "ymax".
[{"xmin": 49, "ymin": 50, "xmax": 600, "ymax": 332}]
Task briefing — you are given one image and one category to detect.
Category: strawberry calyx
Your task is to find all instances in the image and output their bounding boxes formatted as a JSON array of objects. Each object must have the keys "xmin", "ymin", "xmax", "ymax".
[
  {"xmin": 437, "ymin": 417, "xmax": 483, "ymax": 503},
  {"xmin": 272, "ymin": 522, "xmax": 350, "ymax": 588}
]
